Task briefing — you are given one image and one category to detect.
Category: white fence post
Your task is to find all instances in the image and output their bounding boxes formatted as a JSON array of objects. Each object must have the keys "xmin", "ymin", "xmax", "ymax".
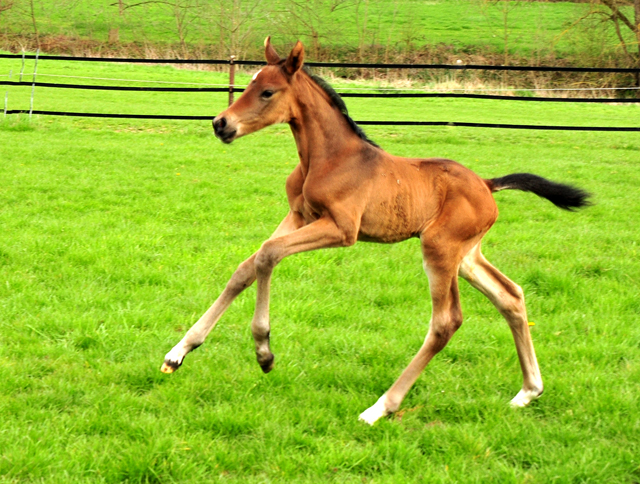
[
  {"xmin": 29, "ymin": 49, "xmax": 40, "ymax": 120},
  {"xmin": 3, "ymin": 69, "xmax": 10, "ymax": 118}
]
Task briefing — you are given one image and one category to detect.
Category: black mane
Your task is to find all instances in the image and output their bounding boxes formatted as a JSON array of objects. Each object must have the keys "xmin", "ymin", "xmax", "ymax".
[{"xmin": 302, "ymin": 66, "xmax": 379, "ymax": 148}]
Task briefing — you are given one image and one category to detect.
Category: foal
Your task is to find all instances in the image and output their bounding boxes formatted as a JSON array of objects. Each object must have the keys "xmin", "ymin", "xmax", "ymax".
[{"xmin": 161, "ymin": 38, "xmax": 589, "ymax": 425}]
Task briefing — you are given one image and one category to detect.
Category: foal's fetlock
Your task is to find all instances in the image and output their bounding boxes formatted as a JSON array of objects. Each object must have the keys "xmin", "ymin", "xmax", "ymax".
[{"xmin": 257, "ymin": 352, "xmax": 275, "ymax": 373}]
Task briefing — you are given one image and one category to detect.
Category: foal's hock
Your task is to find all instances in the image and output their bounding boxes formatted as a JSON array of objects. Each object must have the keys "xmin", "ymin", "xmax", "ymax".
[{"xmin": 161, "ymin": 38, "xmax": 590, "ymax": 425}]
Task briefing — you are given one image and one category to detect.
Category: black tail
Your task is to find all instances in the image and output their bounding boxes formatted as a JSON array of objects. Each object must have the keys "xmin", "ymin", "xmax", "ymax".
[{"xmin": 487, "ymin": 173, "xmax": 591, "ymax": 211}]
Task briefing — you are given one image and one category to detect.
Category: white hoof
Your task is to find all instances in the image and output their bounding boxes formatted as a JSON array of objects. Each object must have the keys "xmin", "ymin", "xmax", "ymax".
[
  {"xmin": 358, "ymin": 395, "xmax": 391, "ymax": 425},
  {"xmin": 161, "ymin": 347, "xmax": 185, "ymax": 374},
  {"xmin": 510, "ymin": 388, "xmax": 542, "ymax": 408}
]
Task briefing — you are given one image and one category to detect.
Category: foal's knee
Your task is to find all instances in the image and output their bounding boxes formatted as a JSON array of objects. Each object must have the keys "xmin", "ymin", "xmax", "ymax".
[
  {"xmin": 225, "ymin": 259, "xmax": 256, "ymax": 294},
  {"xmin": 254, "ymin": 241, "xmax": 283, "ymax": 276},
  {"xmin": 427, "ymin": 310, "xmax": 463, "ymax": 350}
]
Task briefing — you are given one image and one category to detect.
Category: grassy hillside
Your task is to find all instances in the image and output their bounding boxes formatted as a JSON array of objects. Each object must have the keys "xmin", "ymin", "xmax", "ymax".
[
  {"xmin": 0, "ymin": 0, "xmax": 635, "ymax": 66},
  {"xmin": 0, "ymin": 57, "xmax": 639, "ymax": 482}
]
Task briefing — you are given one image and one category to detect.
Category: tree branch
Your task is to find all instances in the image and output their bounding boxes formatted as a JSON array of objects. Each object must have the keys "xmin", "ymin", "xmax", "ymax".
[
  {"xmin": 109, "ymin": 1, "xmax": 199, "ymax": 11},
  {"xmin": 610, "ymin": 11, "xmax": 633, "ymax": 61},
  {"xmin": 601, "ymin": 0, "xmax": 636, "ymax": 32},
  {"xmin": 0, "ymin": 0, "xmax": 13, "ymax": 13}
]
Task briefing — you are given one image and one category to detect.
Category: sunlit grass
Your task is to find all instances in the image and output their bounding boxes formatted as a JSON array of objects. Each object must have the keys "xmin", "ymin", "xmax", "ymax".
[
  {"xmin": 0, "ymin": 0, "xmax": 629, "ymax": 60},
  {"xmin": 0, "ymin": 59, "xmax": 639, "ymax": 483}
]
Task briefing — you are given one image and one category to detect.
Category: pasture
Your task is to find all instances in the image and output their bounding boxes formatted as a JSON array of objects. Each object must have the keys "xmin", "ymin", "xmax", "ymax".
[
  {"xmin": 1, "ymin": 57, "xmax": 640, "ymax": 482},
  {"xmin": 0, "ymin": 0, "xmax": 631, "ymax": 62}
]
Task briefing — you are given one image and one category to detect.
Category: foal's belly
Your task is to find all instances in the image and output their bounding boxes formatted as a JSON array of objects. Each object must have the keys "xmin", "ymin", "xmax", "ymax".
[
  {"xmin": 357, "ymin": 193, "xmax": 429, "ymax": 243},
  {"xmin": 355, "ymin": 160, "xmax": 444, "ymax": 243}
]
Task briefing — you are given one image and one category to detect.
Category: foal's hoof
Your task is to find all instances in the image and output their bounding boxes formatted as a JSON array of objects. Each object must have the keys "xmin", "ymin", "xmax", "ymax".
[
  {"xmin": 160, "ymin": 359, "xmax": 181, "ymax": 374},
  {"xmin": 259, "ymin": 353, "xmax": 275, "ymax": 374},
  {"xmin": 161, "ymin": 349, "xmax": 184, "ymax": 374},
  {"xmin": 358, "ymin": 395, "xmax": 392, "ymax": 426},
  {"xmin": 510, "ymin": 387, "xmax": 543, "ymax": 407}
]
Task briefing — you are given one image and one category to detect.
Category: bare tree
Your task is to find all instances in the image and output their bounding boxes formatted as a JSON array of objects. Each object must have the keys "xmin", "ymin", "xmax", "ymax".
[
  {"xmin": 383, "ymin": 0, "xmax": 400, "ymax": 63},
  {"xmin": 0, "ymin": 0, "xmax": 13, "ymax": 42},
  {"xmin": 477, "ymin": 0, "xmax": 526, "ymax": 66},
  {"xmin": 170, "ymin": 0, "xmax": 200, "ymax": 57},
  {"xmin": 27, "ymin": 0, "xmax": 39, "ymax": 49},
  {"xmin": 283, "ymin": 0, "xmax": 354, "ymax": 60},
  {"xmin": 0, "ymin": 0, "xmax": 13, "ymax": 13},
  {"xmin": 5, "ymin": 0, "xmax": 41, "ymax": 48},
  {"xmin": 112, "ymin": 0, "xmax": 203, "ymax": 57},
  {"xmin": 355, "ymin": 0, "xmax": 370, "ymax": 61},
  {"xmin": 574, "ymin": 0, "xmax": 640, "ymax": 87},
  {"xmin": 397, "ymin": 1, "xmax": 425, "ymax": 56},
  {"xmin": 596, "ymin": 1, "xmax": 639, "ymax": 68},
  {"xmin": 109, "ymin": 0, "xmax": 268, "ymax": 59},
  {"xmin": 208, "ymin": 0, "xmax": 264, "ymax": 58}
]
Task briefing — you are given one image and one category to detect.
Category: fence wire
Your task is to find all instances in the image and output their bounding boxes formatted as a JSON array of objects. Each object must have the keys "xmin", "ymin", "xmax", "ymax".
[{"xmin": 2, "ymin": 53, "xmax": 640, "ymax": 131}]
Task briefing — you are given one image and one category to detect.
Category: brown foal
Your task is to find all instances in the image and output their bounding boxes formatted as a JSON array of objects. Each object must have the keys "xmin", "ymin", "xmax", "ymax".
[{"xmin": 161, "ymin": 38, "xmax": 590, "ymax": 425}]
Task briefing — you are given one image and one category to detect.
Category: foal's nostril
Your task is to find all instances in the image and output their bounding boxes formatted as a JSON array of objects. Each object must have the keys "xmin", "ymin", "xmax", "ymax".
[
  {"xmin": 212, "ymin": 115, "xmax": 237, "ymax": 143},
  {"xmin": 214, "ymin": 117, "xmax": 227, "ymax": 131}
]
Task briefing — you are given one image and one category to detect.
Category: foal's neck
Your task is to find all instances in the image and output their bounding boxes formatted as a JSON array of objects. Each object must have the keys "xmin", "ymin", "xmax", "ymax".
[{"xmin": 288, "ymin": 74, "xmax": 365, "ymax": 175}]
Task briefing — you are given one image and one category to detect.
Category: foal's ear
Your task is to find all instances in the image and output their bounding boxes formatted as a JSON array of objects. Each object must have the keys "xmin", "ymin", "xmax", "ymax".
[
  {"xmin": 264, "ymin": 36, "xmax": 281, "ymax": 65},
  {"xmin": 284, "ymin": 41, "xmax": 304, "ymax": 75}
]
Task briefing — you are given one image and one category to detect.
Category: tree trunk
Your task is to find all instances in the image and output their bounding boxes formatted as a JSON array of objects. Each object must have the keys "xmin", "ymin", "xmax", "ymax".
[
  {"xmin": 29, "ymin": 0, "xmax": 39, "ymax": 49},
  {"xmin": 219, "ymin": 1, "xmax": 225, "ymax": 57}
]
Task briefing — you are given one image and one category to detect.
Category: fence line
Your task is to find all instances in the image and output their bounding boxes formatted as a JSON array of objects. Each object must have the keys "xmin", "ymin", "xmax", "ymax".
[
  {"xmin": 9, "ymin": 74, "xmax": 640, "ymax": 92},
  {"xmin": 2, "ymin": 53, "xmax": 640, "ymax": 130},
  {"xmin": 2, "ymin": 53, "xmax": 640, "ymax": 73},
  {"xmin": 3, "ymin": 80, "xmax": 640, "ymax": 103},
  {"xmin": 5, "ymin": 109, "xmax": 640, "ymax": 131}
]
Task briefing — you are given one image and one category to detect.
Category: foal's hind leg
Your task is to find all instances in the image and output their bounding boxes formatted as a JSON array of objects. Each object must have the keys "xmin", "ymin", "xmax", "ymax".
[
  {"xmin": 161, "ymin": 212, "xmax": 303, "ymax": 373},
  {"xmin": 359, "ymin": 252, "xmax": 464, "ymax": 425},
  {"xmin": 458, "ymin": 244, "xmax": 543, "ymax": 407}
]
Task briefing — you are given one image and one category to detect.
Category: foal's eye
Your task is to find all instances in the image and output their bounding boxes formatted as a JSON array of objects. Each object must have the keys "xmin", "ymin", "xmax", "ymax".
[{"xmin": 261, "ymin": 90, "xmax": 274, "ymax": 99}]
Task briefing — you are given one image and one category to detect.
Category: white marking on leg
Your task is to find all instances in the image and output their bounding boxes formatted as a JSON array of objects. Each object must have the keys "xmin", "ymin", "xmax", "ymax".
[
  {"xmin": 161, "ymin": 344, "xmax": 187, "ymax": 373},
  {"xmin": 510, "ymin": 388, "xmax": 542, "ymax": 408},
  {"xmin": 359, "ymin": 395, "xmax": 390, "ymax": 425}
]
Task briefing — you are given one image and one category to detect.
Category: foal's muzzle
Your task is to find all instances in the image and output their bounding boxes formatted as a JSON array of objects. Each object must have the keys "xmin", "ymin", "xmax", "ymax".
[{"xmin": 213, "ymin": 115, "xmax": 237, "ymax": 144}]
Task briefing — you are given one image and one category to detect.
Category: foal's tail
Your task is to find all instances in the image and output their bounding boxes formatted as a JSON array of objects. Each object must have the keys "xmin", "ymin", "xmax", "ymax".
[{"xmin": 486, "ymin": 173, "xmax": 591, "ymax": 211}]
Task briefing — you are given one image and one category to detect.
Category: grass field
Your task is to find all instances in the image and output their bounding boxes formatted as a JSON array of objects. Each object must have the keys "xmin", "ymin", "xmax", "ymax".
[
  {"xmin": 1, "ymin": 58, "xmax": 640, "ymax": 483},
  {"xmin": 0, "ymin": 0, "xmax": 633, "ymax": 62}
]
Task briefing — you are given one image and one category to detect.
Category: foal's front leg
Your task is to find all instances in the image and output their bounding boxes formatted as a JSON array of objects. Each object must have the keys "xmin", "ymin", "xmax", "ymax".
[
  {"xmin": 250, "ymin": 216, "xmax": 351, "ymax": 372},
  {"xmin": 161, "ymin": 212, "xmax": 303, "ymax": 373}
]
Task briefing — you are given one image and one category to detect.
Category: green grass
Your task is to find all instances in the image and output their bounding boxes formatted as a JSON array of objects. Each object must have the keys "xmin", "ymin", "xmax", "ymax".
[
  {"xmin": 0, "ymin": 0, "xmax": 633, "ymax": 61},
  {"xmin": 1, "ymin": 58, "xmax": 640, "ymax": 483}
]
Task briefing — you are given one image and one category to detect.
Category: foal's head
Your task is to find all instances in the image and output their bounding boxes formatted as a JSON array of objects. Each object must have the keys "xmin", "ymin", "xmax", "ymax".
[{"xmin": 213, "ymin": 37, "xmax": 305, "ymax": 144}]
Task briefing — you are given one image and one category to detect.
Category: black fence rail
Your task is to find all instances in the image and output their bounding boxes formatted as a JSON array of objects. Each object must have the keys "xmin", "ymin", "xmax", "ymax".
[
  {"xmin": 3, "ymin": 80, "xmax": 640, "ymax": 104},
  {"xmin": 5, "ymin": 109, "xmax": 640, "ymax": 132},
  {"xmin": 2, "ymin": 53, "xmax": 640, "ymax": 131}
]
